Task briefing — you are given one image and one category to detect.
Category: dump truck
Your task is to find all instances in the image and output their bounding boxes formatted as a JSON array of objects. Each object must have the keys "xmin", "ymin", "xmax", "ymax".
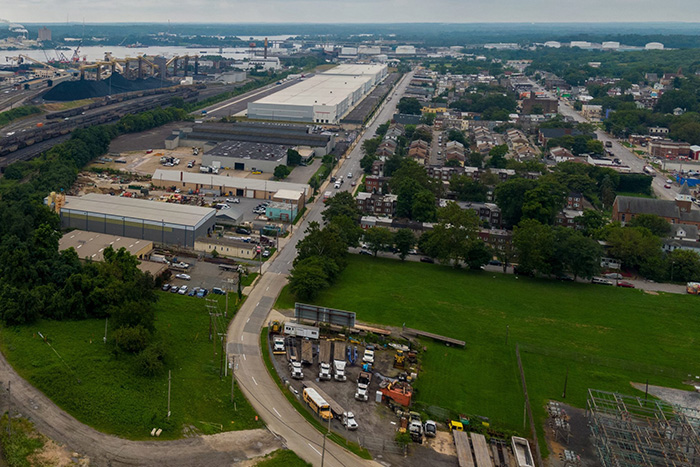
[
  {"xmin": 286, "ymin": 338, "xmax": 298, "ymax": 363},
  {"xmin": 355, "ymin": 371, "xmax": 372, "ymax": 401},
  {"xmin": 301, "ymin": 339, "xmax": 313, "ymax": 365},
  {"xmin": 318, "ymin": 340, "xmax": 332, "ymax": 381},
  {"xmin": 333, "ymin": 342, "xmax": 347, "ymax": 381}
]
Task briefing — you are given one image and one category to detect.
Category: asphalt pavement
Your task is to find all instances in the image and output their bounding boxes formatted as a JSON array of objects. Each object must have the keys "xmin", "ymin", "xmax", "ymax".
[{"xmin": 225, "ymin": 71, "xmax": 414, "ymax": 467}]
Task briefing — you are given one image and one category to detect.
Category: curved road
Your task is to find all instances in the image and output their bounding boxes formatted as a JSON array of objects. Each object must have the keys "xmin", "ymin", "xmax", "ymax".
[{"xmin": 225, "ymin": 70, "xmax": 414, "ymax": 467}]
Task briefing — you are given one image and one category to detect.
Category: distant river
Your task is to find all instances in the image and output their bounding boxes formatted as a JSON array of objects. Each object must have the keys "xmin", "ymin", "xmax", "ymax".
[{"xmin": 2, "ymin": 45, "xmax": 275, "ymax": 63}]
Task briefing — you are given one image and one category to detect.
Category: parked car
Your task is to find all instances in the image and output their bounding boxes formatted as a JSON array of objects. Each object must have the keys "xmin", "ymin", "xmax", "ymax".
[
  {"xmin": 196, "ymin": 288, "xmax": 208, "ymax": 298},
  {"xmin": 188, "ymin": 287, "xmax": 198, "ymax": 296},
  {"xmin": 488, "ymin": 259, "xmax": 502, "ymax": 266},
  {"xmin": 173, "ymin": 262, "xmax": 190, "ymax": 269},
  {"xmin": 170, "ymin": 285, "xmax": 179, "ymax": 293},
  {"xmin": 262, "ymin": 250, "xmax": 271, "ymax": 258},
  {"xmin": 592, "ymin": 277, "xmax": 614, "ymax": 286},
  {"xmin": 604, "ymin": 272, "xmax": 623, "ymax": 280},
  {"xmin": 362, "ymin": 348, "xmax": 375, "ymax": 364},
  {"xmin": 236, "ymin": 227, "xmax": 251, "ymax": 235},
  {"xmin": 226, "ymin": 198, "xmax": 240, "ymax": 203},
  {"xmin": 161, "ymin": 283, "xmax": 171, "ymax": 291},
  {"xmin": 175, "ymin": 273, "xmax": 191, "ymax": 280},
  {"xmin": 178, "ymin": 285, "xmax": 188, "ymax": 295},
  {"xmin": 617, "ymin": 281, "xmax": 635, "ymax": 288},
  {"xmin": 420, "ymin": 257, "xmax": 435, "ymax": 263},
  {"xmin": 212, "ymin": 287, "xmax": 225, "ymax": 295},
  {"xmin": 664, "ymin": 184, "xmax": 672, "ymax": 189}
]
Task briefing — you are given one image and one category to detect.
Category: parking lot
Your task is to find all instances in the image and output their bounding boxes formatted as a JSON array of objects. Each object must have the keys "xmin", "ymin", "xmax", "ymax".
[
  {"xmin": 162, "ymin": 256, "xmax": 244, "ymax": 297},
  {"xmin": 267, "ymin": 333, "xmax": 458, "ymax": 466}
]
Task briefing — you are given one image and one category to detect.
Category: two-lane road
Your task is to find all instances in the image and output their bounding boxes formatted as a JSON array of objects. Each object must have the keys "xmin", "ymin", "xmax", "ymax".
[{"xmin": 226, "ymin": 71, "xmax": 414, "ymax": 466}]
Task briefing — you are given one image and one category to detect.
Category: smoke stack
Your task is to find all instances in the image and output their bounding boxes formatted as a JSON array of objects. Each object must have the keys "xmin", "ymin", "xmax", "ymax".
[{"xmin": 264, "ymin": 37, "xmax": 268, "ymax": 59}]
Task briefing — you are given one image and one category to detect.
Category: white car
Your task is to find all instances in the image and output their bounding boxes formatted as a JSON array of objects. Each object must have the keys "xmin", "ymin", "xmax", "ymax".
[
  {"xmin": 174, "ymin": 262, "xmax": 189, "ymax": 269},
  {"xmin": 226, "ymin": 198, "xmax": 240, "ymax": 203},
  {"xmin": 362, "ymin": 348, "xmax": 375, "ymax": 364},
  {"xmin": 178, "ymin": 285, "xmax": 188, "ymax": 294},
  {"xmin": 175, "ymin": 273, "xmax": 191, "ymax": 280}
]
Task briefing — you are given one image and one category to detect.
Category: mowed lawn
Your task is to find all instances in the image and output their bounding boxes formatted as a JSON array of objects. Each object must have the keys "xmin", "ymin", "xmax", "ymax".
[
  {"xmin": 276, "ymin": 255, "xmax": 700, "ymax": 435},
  {"xmin": 0, "ymin": 292, "xmax": 261, "ymax": 440}
]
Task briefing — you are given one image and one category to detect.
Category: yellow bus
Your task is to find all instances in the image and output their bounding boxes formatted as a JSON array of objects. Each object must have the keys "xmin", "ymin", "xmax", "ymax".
[{"xmin": 303, "ymin": 387, "xmax": 332, "ymax": 420}]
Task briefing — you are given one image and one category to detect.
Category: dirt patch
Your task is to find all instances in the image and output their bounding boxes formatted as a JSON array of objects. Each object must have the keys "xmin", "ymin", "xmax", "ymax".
[
  {"xmin": 426, "ymin": 430, "xmax": 456, "ymax": 457},
  {"xmin": 29, "ymin": 439, "xmax": 90, "ymax": 466}
]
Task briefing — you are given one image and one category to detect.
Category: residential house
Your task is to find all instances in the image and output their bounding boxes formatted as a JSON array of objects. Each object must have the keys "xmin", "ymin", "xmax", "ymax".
[
  {"xmin": 555, "ymin": 209, "xmax": 584, "ymax": 229},
  {"xmin": 408, "ymin": 140, "xmax": 430, "ymax": 165},
  {"xmin": 478, "ymin": 228, "xmax": 512, "ymax": 252},
  {"xmin": 566, "ymin": 192, "xmax": 584, "ymax": 211},
  {"xmin": 662, "ymin": 224, "xmax": 700, "ymax": 254},
  {"xmin": 365, "ymin": 175, "xmax": 390, "ymax": 194},
  {"xmin": 356, "ymin": 192, "xmax": 397, "ymax": 217},
  {"xmin": 440, "ymin": 199, "xmax": 502, "ymax": 227},
  {"xmin": 376, "ymin": 139, "xmax": 398, "ymax": 158}
]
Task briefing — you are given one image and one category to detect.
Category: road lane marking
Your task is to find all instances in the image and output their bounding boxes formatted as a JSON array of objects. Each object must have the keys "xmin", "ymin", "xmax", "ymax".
[
  {"xmin": 308, "ymin": 444, "xmax": 321, "ymax": 456},
  {"xmin": 252, "ymin": 376, "xmax": 258, "ymax": 385},
  {"xmin": 246, "ymin": 318, "xmax": 250, "ymax": 323},
  {"xmin": 273, "ymin": 407, "xmax": 281, "ymax": 417},
  {"xmin": 243, "ymin": 354, "xmax": 246, "ymax": 361},
  {"xmin": 266, "ymin": 286, "xmax": 269, "ymax": 291},
  {"xmin": 240, "ymin": 335, "xmax": 244, "ymax": 341}
]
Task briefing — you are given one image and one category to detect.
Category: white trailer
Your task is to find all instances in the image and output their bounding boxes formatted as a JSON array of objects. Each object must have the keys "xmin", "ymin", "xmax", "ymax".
[
  {"xmin": 284, "ymin": 322, "xmax": 320, "ymax": 339},
  {"xmin": 333, "ymin": 341, "xmax": 347, "ymax": 381}
]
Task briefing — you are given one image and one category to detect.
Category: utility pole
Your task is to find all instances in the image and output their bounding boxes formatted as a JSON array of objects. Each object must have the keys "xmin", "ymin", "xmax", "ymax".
[
  {"xmin": 562, "ymin": 367, "xmax": 569, "ymax": 399},
  {"xmin": 230, "ymin": 356, "xmax": 235, "ymax": 403},
  {"xmin": 219, "ymin": 333, "xmax": 226, "ymax": 380},
  {"xmin": 321, "ymin": 413, "xmax": 330, "ymax": 467},
  {"xmin": 167, "ymin": 370, "xmax": 171, "ymax": 418},
  {"xmin": 103, "ymin": 317, "xmax": 108, "ymax": 344}
]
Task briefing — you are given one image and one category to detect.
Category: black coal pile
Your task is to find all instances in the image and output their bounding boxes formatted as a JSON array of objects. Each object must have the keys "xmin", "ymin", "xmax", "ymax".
[{"xmin": 44, "ymin": 73, "xmax": 168, "ymax": 101}]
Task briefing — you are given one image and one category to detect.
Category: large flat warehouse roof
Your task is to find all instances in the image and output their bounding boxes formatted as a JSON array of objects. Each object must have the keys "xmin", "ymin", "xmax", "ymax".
[
  {"xmin": 62, "ymin": 193, "xmax": 216, "ymax": 228},
  {"xmin": 252, "ymin": 74, "xmax": 373, "ymax": 108},
  {"xmin": 322, "ymin": 64, "xmax": 388, "ymax": 76}
]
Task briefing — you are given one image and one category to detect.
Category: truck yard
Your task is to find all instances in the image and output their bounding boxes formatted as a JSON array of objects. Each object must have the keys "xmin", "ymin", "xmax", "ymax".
[{"xmin": 265, "ymin": 321, "xmax": 520, "ymax": 467}]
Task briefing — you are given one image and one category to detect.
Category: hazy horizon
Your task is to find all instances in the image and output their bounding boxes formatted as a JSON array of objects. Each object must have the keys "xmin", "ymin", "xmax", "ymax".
[{"xmin": 3, "ymin": 0, "xmax": 699, "ymax": 24}]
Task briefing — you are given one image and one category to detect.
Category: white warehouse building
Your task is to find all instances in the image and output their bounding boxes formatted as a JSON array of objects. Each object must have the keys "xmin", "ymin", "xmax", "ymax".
[{"xmin": 247, "ymin": 64, "xmax": 388, "ymax": 124}]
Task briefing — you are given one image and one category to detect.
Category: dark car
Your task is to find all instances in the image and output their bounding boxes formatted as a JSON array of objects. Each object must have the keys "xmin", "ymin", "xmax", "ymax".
[
  {"xmin": 196, "ymin": 288, "xmax": 208, "ymax": 298},
  {"xmin": 188, "ymin": 287, "xmax": 199, "ymax": 296},
  {"xmin": 212, "ymin": 287, "xmax": 225, "ymax": 295},
  {"xmin": 420, "ymin": 257, "xmax": 435, "ymax": 263},
  {"xmin": 488, "ymin": 259, "xmax": 502, "ymax": 266},
  {"xmin": 236, "ymin": 227, "xmax": 251, "ymax": 235},
  {"xmin": 359, "ymin": 249, "xmax": 372, "ymax": 255},
  {"xmin": 161, "ymin": 283, "xmax": 171, "ymax": 291}
]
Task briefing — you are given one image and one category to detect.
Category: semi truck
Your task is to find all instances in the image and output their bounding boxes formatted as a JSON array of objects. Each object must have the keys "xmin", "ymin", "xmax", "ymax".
[
  {"xmin": 302, "ymin": 387, "xmax": 332, "ymax": 420},
  {"xmin": 287, "ymin": 338, "xmax": 304, "ymax": 379},
  {"xmin": 318, "ymin": 340, "xmax": 332, "ymax": 381},
  {"xmin": 284, "ymin": 322, "xmax": 320, "ymax": 339},
  {"xmin": 355, "ymin": 371, "xmax": 372, "ymax": 401},
  {"xmin": 333, "ymin": 342, "xmax": 347, "ymax": 381},
  {"xmin": 272, "ymin": 336, "xmax": 285, "ymax": 354}
]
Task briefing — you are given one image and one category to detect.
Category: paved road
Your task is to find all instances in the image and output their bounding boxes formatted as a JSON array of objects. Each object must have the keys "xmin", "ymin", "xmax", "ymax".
[
  {"xmin": 0, "ymin": 350, "xmax": 282, "ymax": 466},
  {"xmin": 532, "ymin": 81, "xmax": 678, "ymax": 201},
  {"xmin": 225, "ymin": 71, "xmax": 414, "ymax": 467}
]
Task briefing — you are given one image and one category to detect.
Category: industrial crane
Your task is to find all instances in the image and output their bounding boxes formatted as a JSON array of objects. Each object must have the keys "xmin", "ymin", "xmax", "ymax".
[{"xmin": 5, "ymin": 54, "xmax": 61, "ymax": 73}]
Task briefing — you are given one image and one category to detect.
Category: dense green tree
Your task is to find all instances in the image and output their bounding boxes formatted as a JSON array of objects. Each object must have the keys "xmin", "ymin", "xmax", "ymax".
[
  {"xmin": 564, "ymin": 232, "xmax": 603, "ymax": 279},
  {"xmin": 604, "ymin": 224, "xmax": 662, "ymax": 271},
  {"xmin": 494, "ymin": 178, "xmax": 538, "ymax": 228},
  {"xmin": 450, "ymin": 175, "xmax": 488, "ymax": 202},
  {"xmin": 513, "ymin": 219, "xmax": 555, "ymax": 276},
  {"xmin": 364, "ymin": 227, "xmax": 394, "ymax": 256},
  {"xmin": 668, "ymin": 249, "xmax": 700, "ymax": 282},
  {"xmin": 289, "ymin": 257, "xmax": 331, "ymax": 301},
  {"xmin": 398, "ymin": 97, "xmax": 422, "ymax": 115},
  {"xmin": 294, "ymin": 222, "xmax": 348, "ymax": 273},
  {"xmin": 467, "ymin": 152, "xmax": 484, "ymax": 168},
  {"xmin": 628, "ymin": 214, "xmax": 672, "ymax": 237},
  {"xmin": 286, "ymin": 149, "xmax": 302, "ymax": 166},
  {"xmin": 323, "ymin": 191, "xmax": 361, "ymax": 223},
  {"xmin": 393, "ymin": 229, "xmax": 416, "ymax": 261},
  {"xmin": 412, "ymin": 190, "xmax": 437, "ymax": 222},
  {"xmin": 521, "ymin": 180, "xmax": 568, "ymax": 225}
]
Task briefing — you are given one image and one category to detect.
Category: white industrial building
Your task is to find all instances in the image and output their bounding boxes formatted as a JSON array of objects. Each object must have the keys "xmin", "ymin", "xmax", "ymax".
[
  {"xmin": 645, "ymin": 42, "xmax": 664, "ymax": 50},
  {"xmin": 602, "ymin": 41, "xmax": 621, "ymax": 50},
  {"xmin": 570, "ymin": 41, "xmax": 592, "ymax": 48},
  {"xmin": 395, "ymin": 45, "xmax": 416, "ymax": 55},
  {"xmin": 247, "ymin": 64, "xmax": 388, "ymax": 124}
]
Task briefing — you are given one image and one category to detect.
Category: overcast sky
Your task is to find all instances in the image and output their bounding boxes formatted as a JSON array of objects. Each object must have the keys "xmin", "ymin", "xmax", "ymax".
[{"xmin": 2, "ymin": 0, "xmax": 699, "ymax": 23}]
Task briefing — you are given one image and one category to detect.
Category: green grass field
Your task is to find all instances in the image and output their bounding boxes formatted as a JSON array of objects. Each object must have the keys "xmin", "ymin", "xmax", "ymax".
[
  {"xmin": 276, "ymin": 255, "xmax": 700, "ymax": 439},
  {"xmin": 0, "ymin": 292, "xmax": 261, "ymax": 440}
]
